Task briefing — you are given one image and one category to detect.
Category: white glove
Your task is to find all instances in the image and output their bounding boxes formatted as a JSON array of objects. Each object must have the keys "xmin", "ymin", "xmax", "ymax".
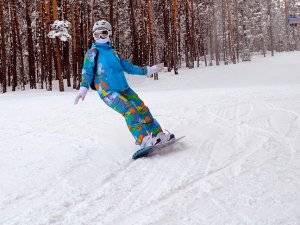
[
  {"xmin": 147, "ymin": 63, "xmax": 164, "ymax": 76},
  {"xmin": 74, "ymin": 87, "xmax": 88, "ymax": 105}
]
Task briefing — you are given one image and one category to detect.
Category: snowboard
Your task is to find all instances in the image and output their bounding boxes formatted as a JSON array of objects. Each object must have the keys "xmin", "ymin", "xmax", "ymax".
[{"xmin": 132, "ymin": 136, "xmax": 185, "ymax": 160}]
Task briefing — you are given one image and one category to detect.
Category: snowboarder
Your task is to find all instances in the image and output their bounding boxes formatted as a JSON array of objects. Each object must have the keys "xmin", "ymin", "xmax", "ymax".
[{"xmin": 74, "ymin": 20, "xmax": 174, "ymax": 148}]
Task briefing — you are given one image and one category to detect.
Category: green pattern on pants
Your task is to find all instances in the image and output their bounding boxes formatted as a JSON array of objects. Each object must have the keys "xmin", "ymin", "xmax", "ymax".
[{"xmin": 102, "ymin": 88, "xmax": 162, "ymax": 144}]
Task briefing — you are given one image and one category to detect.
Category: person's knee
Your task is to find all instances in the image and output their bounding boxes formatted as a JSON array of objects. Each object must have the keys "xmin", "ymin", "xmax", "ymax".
[
  {"xmin": 124, "ymin": 107, "xmax": 139, "ymax": 123},
  {"xmin": 137, "ymin": 103, "xmax": 149, "ymax": 114}
]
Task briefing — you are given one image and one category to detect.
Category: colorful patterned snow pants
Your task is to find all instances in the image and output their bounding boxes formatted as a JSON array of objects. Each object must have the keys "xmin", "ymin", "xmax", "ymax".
[{"xmin": 102, "ymin": 88, "xmax": 162, "ymax": 144}]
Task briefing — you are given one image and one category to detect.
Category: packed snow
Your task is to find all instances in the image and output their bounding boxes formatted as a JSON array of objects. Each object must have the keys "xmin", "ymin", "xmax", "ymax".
[{"xmin": 1, "ymin": 52, "xmax": 300, "ymax": 225}]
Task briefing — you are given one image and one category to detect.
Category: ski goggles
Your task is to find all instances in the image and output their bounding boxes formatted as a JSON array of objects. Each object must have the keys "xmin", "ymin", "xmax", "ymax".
[{"xmin": 93, "ymin": 29, "xmax": 109, "ymax": 39}]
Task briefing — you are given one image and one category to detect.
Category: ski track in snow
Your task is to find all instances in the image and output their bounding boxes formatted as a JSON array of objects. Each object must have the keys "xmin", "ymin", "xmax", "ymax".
[{"xmin": 1, "ymin": 52, "xmax": 300, "ymax": 225}]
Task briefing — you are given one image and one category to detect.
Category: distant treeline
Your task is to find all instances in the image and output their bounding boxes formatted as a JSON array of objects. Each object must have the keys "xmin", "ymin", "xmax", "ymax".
[{"xmin": 0, "ymin": 0, "xmax": 299, "ymax": 93}]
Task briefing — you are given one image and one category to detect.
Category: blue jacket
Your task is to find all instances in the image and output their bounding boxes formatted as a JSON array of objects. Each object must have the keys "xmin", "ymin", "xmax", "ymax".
[{"xmin": 80, "ymin": 42, "xmax": 148, "ymax": 98}]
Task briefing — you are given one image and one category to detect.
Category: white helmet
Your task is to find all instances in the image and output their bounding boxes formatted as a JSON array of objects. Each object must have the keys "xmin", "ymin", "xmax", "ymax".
[{"xmin": 93, "ymin": 20, "xmax": 112, "ymax": 36}]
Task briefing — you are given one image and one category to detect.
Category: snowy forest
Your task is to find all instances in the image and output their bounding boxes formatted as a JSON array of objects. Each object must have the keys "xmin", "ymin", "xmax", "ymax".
[{"xmin": 0, "ymin": 0, "xmax": 300, "ymax": 93}]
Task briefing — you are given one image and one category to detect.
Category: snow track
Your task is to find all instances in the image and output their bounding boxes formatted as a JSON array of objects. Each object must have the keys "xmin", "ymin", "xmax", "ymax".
[{"xmin": 1, "ymin": 52, "xmax": 300, "ymax": 224}]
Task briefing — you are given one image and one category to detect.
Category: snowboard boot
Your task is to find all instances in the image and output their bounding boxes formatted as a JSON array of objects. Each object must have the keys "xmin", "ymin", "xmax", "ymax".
[
  {"xmin": 155, "ymin": 130, "xmax": 175, "ymax": 144},
  {"xmin": 140, "ymin": 134, "xmax": 161, "ymax": 148}
]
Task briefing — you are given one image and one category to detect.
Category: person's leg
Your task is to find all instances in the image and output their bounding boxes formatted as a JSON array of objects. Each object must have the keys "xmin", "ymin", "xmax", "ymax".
[
  {"xmin": 102, "ymin": 92, "xmax": 148, "ymax": 144},
  {"xmin": 121, "ymin": 88, "xmax": 163, "ymax": 136}
]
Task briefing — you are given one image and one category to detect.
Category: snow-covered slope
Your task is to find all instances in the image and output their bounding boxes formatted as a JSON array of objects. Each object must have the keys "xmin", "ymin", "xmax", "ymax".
[{"xmin": 1, "ymin": 52, "xmax": 300, "ymax": 225}]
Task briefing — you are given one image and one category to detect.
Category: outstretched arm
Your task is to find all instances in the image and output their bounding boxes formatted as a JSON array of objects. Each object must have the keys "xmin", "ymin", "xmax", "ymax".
[
  {"xmin": 80, "ymin": 48, "xmax": 97, "ymax": 88},
  {"xmin": 74, "ymin": 48, "xmax": 97, "ymax": 105},
  {"xmin": 118, "ymin": 53, "xmax": 148, "ymax": 75},
  {"xmin": 118, "ymin": 52, "xmax": 164, "ymax": 76}
]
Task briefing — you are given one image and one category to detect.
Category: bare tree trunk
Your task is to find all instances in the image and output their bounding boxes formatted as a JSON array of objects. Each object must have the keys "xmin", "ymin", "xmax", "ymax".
[
  {"xmin": 82, "ymin": 0, "xmax": 88, "ymax": 51},
  {"xmin": 77, "ymin": 2, "xmax": 84, "ymax": 88},
  {"xmin": 62, "ymin": 0, "xmax": 71, "ymax": 87},
  {"xmin": 172, "ymin": 0, "xmax": 178, "ymax": 74},
  {"xmin": 197, "ymin": 14, "xmax": 206, "ymax": 66},
  {"xmin": 284, "ymin": 0, "xmax": 291, "ymax": 51},
  {"xmin": 9, "ymin": 1, "xmax": 17, "ymax": 91},
  {"xmin": 163, "ymin": 0, "xmax": 171, "ymax": 71},
  {"xmin": 52, "ymin": 0, "xmax": 64, "ymax": 91},
  {"xmin": 190, "ymin": 0, "xmax": 196, "ymax": 66},
  {"xmin": 91, "ymin": 0, "xmax": 96, "ymax": 27},
  {"xmin": 137, "ymin": 0, "xmax": 147, "ymax": 65},
  {"xmin": 45, "ymin": 0, "xmax": 53, "ymax": 91},
  {"xmin": 25, "ymin": 0, "xmax": 36, "ymax": 89},
  {"xmin": 0, "ymin": 0, "xmax": 6, "ymax": 93},
  {"xmin": 195, "ymin": 4, "xmax": 200, "ymax": 67},
  {"xmin": 209, "ymin": 21, "xmax": 214, "ymax": 66},
  {"xmin": 0, "ymin": 32, "xmax": 1, "ymax": 88},
  {"xmin": 11, "ymin": 0, "xmax": 26, "ymax": 90},
  {"xmin": 110, "ymin": 0, "xmax": 114, "ymax": 36},
  {"xmin": 114, "ymin": 0, "xmax": 120, "ymax": 50},
  {"xmin": 268, "ymin": 0, "xmax": 274, "ymax": 56},
  {"xmin": 222, "ymin": 0, "xmax": 228, "ymax": 65},
  {"xmin": 177, "ymin": 0, "xmax": 182, "ymax": 67},
  {"xmin": 258, "ymin": 0, "xmax": 266, "ymax": 57},
  {"xmin": 71, "ymin": 2, "xmax": 79, "ymax": 89},
  {"xmin": 240, "ymin": 1, "xmax": 251, "ymax": 61},
  {"xmin": 37, "ymin": 0, "xmax": 46, "ymax": 89},
  {"xmin": 234, "ymin": 0, "xmax": 240, "ymax": 63},
  {"xmin": 212, "ymin": 0, "xmax": 220, "ymax": 65},
  {"xmin": 129, "ymin": 0, "xmax": 139, "ymax": 64},
  {"xmin": 146, "ymin": 0, "xmax": 158, "ymax": 79},
  {"xmin": 225, "ymin": 0, "xmax": 236, "ymax": 64},
  {"xmin": 185, "ymin": 0, "xmax": 192, "ymax": 68},
  {"xmin": 229, "ymin": 0, "xmax": 236, "ymax": 63},
  {"xmin": 209, "ymin": 1, "xmax": 214, "ymax": 66}
]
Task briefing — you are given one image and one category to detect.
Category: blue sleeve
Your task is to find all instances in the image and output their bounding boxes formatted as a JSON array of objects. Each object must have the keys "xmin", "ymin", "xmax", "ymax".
[
  {"xmin": 80, "ymin": 48, "xmax": 97, "ymax": 88},
  {"xmin": 118, "ymin": 52, "xmax": 148, "ymax": 75}
]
